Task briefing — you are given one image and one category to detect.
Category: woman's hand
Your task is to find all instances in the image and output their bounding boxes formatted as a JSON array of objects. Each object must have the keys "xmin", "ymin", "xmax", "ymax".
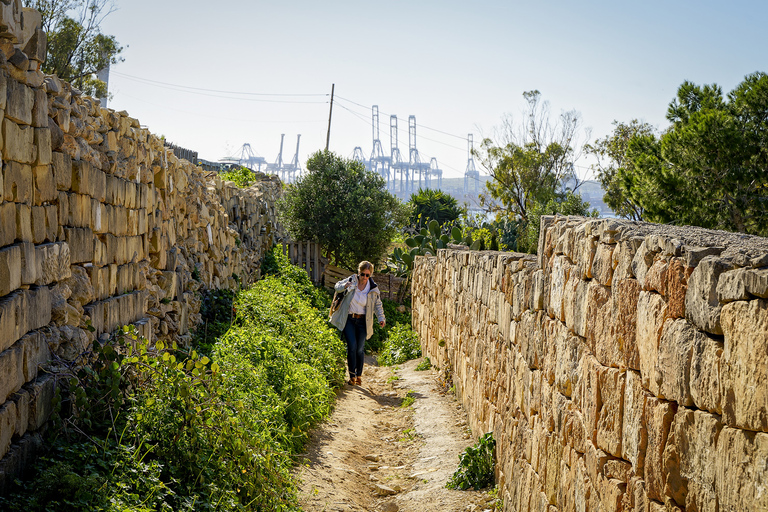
[{"xmin": 379, "ymin": 320, "xmax": 386, "ymax": 328}]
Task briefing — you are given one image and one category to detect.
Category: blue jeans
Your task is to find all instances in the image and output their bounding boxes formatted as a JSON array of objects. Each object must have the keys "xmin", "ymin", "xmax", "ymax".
[{"xmin": 342, "ymin": 315, "xmax": 367, "ymax": 378}]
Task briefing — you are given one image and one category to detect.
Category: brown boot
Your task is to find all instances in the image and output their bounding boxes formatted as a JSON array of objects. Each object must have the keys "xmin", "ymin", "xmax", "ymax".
[{"xmin": 355, "ymin": 376, "xmax": 362, "ymax": 385}]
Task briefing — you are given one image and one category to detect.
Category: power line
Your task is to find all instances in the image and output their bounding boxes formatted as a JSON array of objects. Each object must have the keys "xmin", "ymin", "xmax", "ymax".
[{"xmin": 111, "ymin": 71, "xmax": 328, "ymax": 103}]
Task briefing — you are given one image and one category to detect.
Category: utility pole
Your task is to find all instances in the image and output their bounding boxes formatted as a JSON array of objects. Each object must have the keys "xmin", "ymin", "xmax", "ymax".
[{"xmin": 325, "ymin": 83, "xmax": 335, "ymax": 152}]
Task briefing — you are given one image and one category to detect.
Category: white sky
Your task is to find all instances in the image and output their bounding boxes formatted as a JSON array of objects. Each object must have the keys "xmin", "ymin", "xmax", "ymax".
[{"xmin": 99, "ymin": 0, "xmax": 767, "ymax": 180}]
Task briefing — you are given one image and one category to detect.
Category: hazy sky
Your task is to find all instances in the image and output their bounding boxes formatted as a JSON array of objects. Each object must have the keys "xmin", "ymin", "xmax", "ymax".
[{"xmin": 99, "ymin": 0, "xmax": 767, "ymax": 180}]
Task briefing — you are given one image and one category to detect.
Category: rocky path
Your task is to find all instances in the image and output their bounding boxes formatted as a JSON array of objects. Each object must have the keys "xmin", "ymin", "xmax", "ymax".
[{"xmin": 295, "ymin": 357, "xmax": 500, "ymax": 512}]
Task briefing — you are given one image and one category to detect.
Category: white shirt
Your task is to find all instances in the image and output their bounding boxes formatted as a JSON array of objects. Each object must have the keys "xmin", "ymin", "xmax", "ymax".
[{"xmin": 349, "ymin": 279, "xmax": 370, "ymax": 315}]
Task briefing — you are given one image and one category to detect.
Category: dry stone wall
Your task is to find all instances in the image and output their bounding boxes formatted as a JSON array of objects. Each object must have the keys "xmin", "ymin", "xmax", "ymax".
[
  {"xmin": 413, "ymin": 215, "xmax": 768, "ymax": 512},
  {"xmin": 0, "ymin": 0, "xmax": 281, "ymax": 485}
]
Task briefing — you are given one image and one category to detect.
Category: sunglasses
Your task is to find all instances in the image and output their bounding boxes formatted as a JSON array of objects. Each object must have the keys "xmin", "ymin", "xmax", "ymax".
[{"xmin": 359, "ymin": 273, "xmax": 371, "ymax": 278}]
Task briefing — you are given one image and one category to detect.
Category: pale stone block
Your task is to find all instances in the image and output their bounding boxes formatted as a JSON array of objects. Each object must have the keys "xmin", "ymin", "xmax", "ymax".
[
  {"xmin": 665, "ymin": 258, "xmax": 689, "ymax": 319},
  {"xmin": 689, "ymin": 332, "xmax": 722, "ymax": 415},
  {"xmin": 44, "ymin": 204, "xmax": 56, "ymax": 242},
  {"xmin": 4, "ymin": 75, "xmax": 33, "ymax": 126},
  {"xmin": 592, "ymin": 242, "xmax": 615, "ymax": 286},
  {"xmin": 1, "ymin": 118, "xmax": 35, "ymax": 163},
  {"xmin": 21, "ymin": 330, "xmax": 49, "ymax": 382},
  {"xmin": 685, "ymin": 256, "xmax": 734, "ymax": 335},
  {"xmin": 3, "ymin": 160, "xmax": 32, "ymax": 204},
  {"xmin": 0, "ymin": 290, "xmax": 24, "ymax": 352},
  {"xmin": 0, "ymin": 202, "xmax": 14, "ymax": 247},
  {"xmin": 92, "ymin": 167, "xmax": 106, "ymax": 202},
  {"xmin": 579, "ymin": 355, "xmax": 601, "ymax": 445},
  {"xmin": 34, "ymin": 242, "xmax": 70, "ymax": 285},
  {"xmin": 51, "ymin": 151, "xmax": 71, "ymax": 190},
  {"xmin": 644, "ymin": 397, "xmax": 675, "ymax": 503},
  {"xmin": 33, "ymin": 127, "xmax": 51, "ymax": 166},
  {"xmin": 63, "ymin": 226, "xmax": 94, "ymax": 263},
  {"xmin": 549, "ymin": 255, "xmax": 572, "ymax": 322},
  {"xmin": 656, "ymin": 319, "xmax": 695, "ymax": 406},
  {"xmin": 636, "ymin": 291, "xmax": 668, "ymax": 395},
  {"xmin": 31, "ymin": 164, "xmax": 55, "ymax": 205},
  {"xmin": 663, "ymin": 408, "xmax": 721, "ymax": 511},
  {"xmin": 631, "ymin": 240, "xmax": 655, "ymax": 286},
  {"xmin": 15, "ymin": 202, "xmax": 31, "ymax": 242},
  {"xmin": 31, "ymin": 88, "xmax": 47, "ymax": 128},
  {"xmin": 26, "ymin": 373, "xmax": 55, "ymax": 430},
  {"xmin": 0, "ymin": 244, "xmax": 21, "ymax": 296},
  {"xmin": 30, "ymin": 205, "xmax": 46, "ymax": 243},
  {"xmin": 716, "ymin": 427, "xmax": 768, "ymax": 511},
  {"xmin": 10, "ymin": 389, "xmax": 29, "ymax": 438},
  {"xmin": 588, "ymin": 281, "xmax": 621, "ymax": 367},
  {"xmin": 720, "ymin": 299, "xmax": 768, "ymax": 431},
  {"xmin": 718, "ymin": 267, "xmax": 768, "ymax": 302},
  {"xmin": 596, "ymin": 366, "xmax": 625, "ymax": 458},
  {"xmin": 0, "ymin": 343, "xmax": 24, "ymax": 403},
  {"xmin": 0, "ymin": 401, "xmax": 17, "ymax": 460},
  {"xmin": 70, "ymin": 159, "xmax": 92, "ymax": 195},
  {"xmin": 18, "ymin": 241, "xmax": 34, "ymax": 284}
]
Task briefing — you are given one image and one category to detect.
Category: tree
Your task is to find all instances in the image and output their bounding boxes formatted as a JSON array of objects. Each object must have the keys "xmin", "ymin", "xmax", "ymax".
[
  {"xmin": 477, "ymin": 90, "xmax": 590, "ymax": 224},
  {"xmin": 406, "ymin": 188, "xmax": 464, "ymax": 231},
  {"xmin": 585, "ymin": 120, "xmax": 655, "ymax": 220},
  {"xmin": 23, "ymin": 0, "xmax": 123, "ymax": 97},
  {"xmin": 610, "ymin": 73, "xmax": 768, "ymax": 235},
  {"xmin": 278, "ymin": 150, "xmax": 408, "ymax": 269}
]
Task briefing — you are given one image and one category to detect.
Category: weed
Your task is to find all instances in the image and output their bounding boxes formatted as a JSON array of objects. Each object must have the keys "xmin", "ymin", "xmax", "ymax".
[
  {"xmin": 378, "ymin": 324, "xmax": 421, "ymax": 366},
  {"xmin": 401, "ymin": 390, "xmax": 416, "ymax": 408},
  {"xmin": 446, "ymin": 432, "xmax": 496, "ymax": 491},
  {"xmin": 415, "ymin": 357, "xmax": 432, "ymax": 371}
]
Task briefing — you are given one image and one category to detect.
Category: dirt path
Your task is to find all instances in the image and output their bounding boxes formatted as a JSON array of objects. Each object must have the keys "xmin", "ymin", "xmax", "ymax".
[{"xmin": 295, "ymin": 357, "xmax": 499, "ymax": 512}]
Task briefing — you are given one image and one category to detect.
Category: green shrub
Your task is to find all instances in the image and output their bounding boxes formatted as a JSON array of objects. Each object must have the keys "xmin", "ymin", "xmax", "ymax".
[
  {"xmin": 415, "ymin": 357, "xmax": 432, "ymax": 371},
  {"xmin": 378, "ymin": 323, "xmax": 421, "ymax": 366},
  {"xmin": 447, "ymin": 432, "xmax": 496, "ymax": 491},
  {"xmin": 220, "ymin": 166, "xmax": 257, "ymax": 188},
  {"xmin": 366, "ymin": 298, "xmax": 411, "ymax": 353}
]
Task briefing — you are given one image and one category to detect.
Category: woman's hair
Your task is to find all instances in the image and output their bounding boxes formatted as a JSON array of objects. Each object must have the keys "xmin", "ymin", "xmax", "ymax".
[{"xmin": 358, "ymin": 261, "xmax": 373, "ymax": 274}]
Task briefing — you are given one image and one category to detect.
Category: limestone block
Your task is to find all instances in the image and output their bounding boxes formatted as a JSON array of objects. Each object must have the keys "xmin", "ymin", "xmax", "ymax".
[
  {"xmin": 644, "ymin": 259, "xmax": 668, "ymax": 296},
  {"xmin": 31, "ymin": 88, "xmax": 46, "ymax": 127},
  {"xmin": 31, "ymin": 164, "xmax": 55, "ymax": 205},
  {"xmin": 157, "ymin": 270, "xmax": 177, "ymax": 301},
  {"xmin": 518, "ymin": 310, "xmax": 545, "ymax": 370},
  {"xmin": 596, "ymin": 366, "xmax": 625, "ymax": 458},
  {"xmin": 15, "ymin": 202, "xmax": 31, "ymax": 242},
  {"xmin": 34, "ymin": 242, "xmax": 70, "ymax": 285},
  {"xmin": 44, "ymin": 204, "xmax": 57, "ymax": 241},
  {"xmin": 4, "ymin": 76, "xmax": 33, "ymax": 126},
  {"xmin": 714, "ymin": 428, "xmax": 768, "ymax": 512},
  {"xmin": 0, "ymin": 202, "xmax": 14, "ymax": 247},
  {"xmin": 580, "ymin": 355, "xmax": 601, "ymax": 445},
  {"xmin": 656, "ymin": 319, "xmax": 695, "ymax": 406},
  {"xmin": 718, "ymin": 267, "xmax": 768, "ymax": 303},
  {"xmin": 34, "ymin": 127, "xmax": 51, "ymax": 166},
  {"xmin": 51, "ymin": 151, "xmax": 71, "ymax": 190},
  {"xmin": 2, "ymin": 160, "xmax": 31, "ymax": 204},
  {"xmin": 685, "ymin": 256, "xmax": 734, "ymax": 335},
  {"xmin": 575, "ymin": 234, "xmax": 598, "ymax": 279},
  {"xmin": 663, "ymin": 408, "xmax": 721, "ymax": 511},
  {"xmin": 21, "ymin": 330, "xmax": 49, "ymax": 382},
  {"xmin": 70, "ymin": 159, "xmax": 92, "ymax": 195},
  {"xmin": 562, "ymin": 271, "xmax": 585, "ymax": 335},
  {"xmin": 0, "ymin": 343, "xmax": 24, "ymax": 403},
  {"xmin": 2, "ymin": 118, "xmax": 35, "ymax": 163},
  {"xmin": 665, "ymin": 258, "xmax": 689, "ymax": 319},
  {"xmin": 26, "ymin": 373, "xmax": 55, "ymax": 430},
  {"xmin": 554, "ymin": 327, "xmax": 584, "ymax": 398},
  {"xmin": 30, "ymin": 205, "xmax": 46, "ymax": 243},
  {"xmin": 588, "ymin": 282, "xmax": 621, "ymax": 367},
  {"xmin": 0, "ymin": 290, "xmax": 23, "ymax": 352},
  {"xmin": 631, "ymin": 240, "xmax": 655, "ymax": 286},
  {"xmin": 636, "ymin": 291, "xmax": 668, "ymax": 395},
  {"xmin": 549, "ymin": 255, "xmax": 572, "ymax": 322},
  {"xmin": 532, "ymin": 269, "xmax": 545, "ymax": 310},
  {"xmin": 63, "ymin": 226, "xmax": 94, "ymax": 263},
  {"xmin": 0, "ymin": 401, "xmax": 17, "ymax": 460},
  {"xmin": 92, "ymin": 200, "xmax": 107, "ymax": 233},
  {"xmin": 592, "ymin": 242, "xmax": 615, "ymax": 286},
  {"xmin": 0, "ymin": 244, "xmax": 21, "ymax": 296},
  {"xmin": 689, "ymin": 332, "xmax": 722, "ymax": 415},
  {"xmin": 644, "ymin": 397, "xmax": 675, "ymax": 502},
  {"xmin": 17, "ymin": 241, "xmax": 35, "ymax": 284},
  {"xmin": 720, "ymin": 299, "xmax": 768, "ymax": 431},
  {"xmin": 10, "ymin": 389, "xmax": 29, "ymax": 439}
]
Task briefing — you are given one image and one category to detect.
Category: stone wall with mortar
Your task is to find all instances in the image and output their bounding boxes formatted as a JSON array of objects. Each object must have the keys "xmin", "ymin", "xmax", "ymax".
[
  {"xmin": 413, "ymin": 215, "xmax": 768, "ymax": 512},
  {"xmin": 0, "ymin": 0, "xmax": 281, "ymax": 485}
]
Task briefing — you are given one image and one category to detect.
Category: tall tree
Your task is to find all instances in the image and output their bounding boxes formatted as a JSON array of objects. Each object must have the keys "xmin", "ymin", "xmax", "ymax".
[
  {"xmin": 585, "ymin": 119, "xmax": 656, "ymax": 220},
  {"xmin": 23, "ymin": 0, "xmax": 123, "ymax": 97},
  {"xmin": 278, "ymin": 150, "xmax": 408, "ymax": 269},
  {"xmin": 614, "ymin": 72, "xmax": 768, "ymax": 235},
  {"xmin": 407, "ymin": 187, "xmax": 464, "ymax": 231},
  {"xmin": 477, "ymin": 90, "xmax": 589, "ymax": 223}
]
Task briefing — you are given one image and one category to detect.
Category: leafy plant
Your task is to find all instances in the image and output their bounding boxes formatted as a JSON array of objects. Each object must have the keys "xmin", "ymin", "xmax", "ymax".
[
  {"xmin": 407, "ymin": 188, "xmax": 465, "ymax": 230},
  {"xmin": 446, "ymin": 432, "xmax": 496, "ymax": 491},
  {"xmin": 366, "ymin": 298, "xmax": 411, "ymax": 353},
  {"xmin": 385, "ymin": 219, "xmax": 477, "ymax": 278},
  {"xmin": 220, "ymin": 166, "xmax": 258, "ymax": 187},
  {"xmin": 401, "ymin": 390, "xmax": 416, "ymax": 408},
  {"xmin": 378, "ymin": 324, "xmax": 421, "ymax": 366},
  {"xmin": 415, "ymin": 357, "xmax": 432, "ymax": 371}
]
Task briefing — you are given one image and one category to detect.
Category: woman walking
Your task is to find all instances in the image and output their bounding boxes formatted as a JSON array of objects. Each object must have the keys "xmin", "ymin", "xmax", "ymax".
[{"xmin": 330, "ymin": 261, "xmax": 386, "ymax": 385}]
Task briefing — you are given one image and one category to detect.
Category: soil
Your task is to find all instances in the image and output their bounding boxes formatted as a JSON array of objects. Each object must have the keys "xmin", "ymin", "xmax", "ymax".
[{"xmin": 295, "ymin": 356, "xmax": 500, "ymax": 512}]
